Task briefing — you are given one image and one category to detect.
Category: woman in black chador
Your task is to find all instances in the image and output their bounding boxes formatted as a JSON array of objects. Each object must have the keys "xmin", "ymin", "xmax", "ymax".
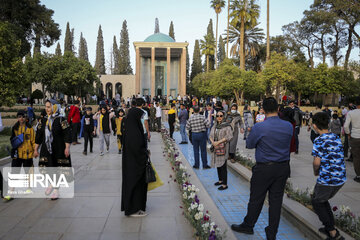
[
  {"xmin": 121, "ymin": 99, "xmax": 148, "ymax": 217},
  {"xmin": 34, "ymin": 99, "xmax": 72, "ymax": 200}
]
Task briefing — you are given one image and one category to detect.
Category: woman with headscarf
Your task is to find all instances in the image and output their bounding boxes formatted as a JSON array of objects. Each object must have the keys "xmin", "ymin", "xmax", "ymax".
[
  {"xmin": 226, "ymin": 104, "xmax": 244, "ymax": 163},
  {"xmin": 210, "ymin": 110, "xmax": 233, "ymax": 190},
  {"xmin": 34, "ymin": 99, "xmax": 72, "ymax": 200}
]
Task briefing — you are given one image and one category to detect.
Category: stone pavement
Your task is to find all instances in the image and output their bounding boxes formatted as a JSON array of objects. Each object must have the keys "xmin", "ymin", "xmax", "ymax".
[
  {"xmin": 0, "ymin": 133, "xmax": 194, "ymax": 240},
  {"xmin": 172, "ymin": 131, "xmax": 308, "ymax": 240},
  {"xmin": 237, "ymin": 127, "xmax": 360, "ymax": 216}
]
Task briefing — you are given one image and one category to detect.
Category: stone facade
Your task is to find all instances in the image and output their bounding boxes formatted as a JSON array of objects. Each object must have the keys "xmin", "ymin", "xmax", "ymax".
[{"xmin": 99, "ymin": 74, "xmax": 135, "ymax": 99}]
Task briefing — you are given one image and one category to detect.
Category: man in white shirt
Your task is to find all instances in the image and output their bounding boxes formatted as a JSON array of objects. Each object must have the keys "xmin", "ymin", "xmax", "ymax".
[
  {"xmin": 344, "ymin": 98, "xmax": 360, "ymax": 183},
  {"xmin": 155, "ymin": 102, "xmax": 162, "ymax": 132}
]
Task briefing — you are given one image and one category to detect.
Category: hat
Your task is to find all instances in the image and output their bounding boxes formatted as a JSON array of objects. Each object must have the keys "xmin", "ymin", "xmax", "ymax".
[{"xmin": 17, "ymin": 110, "xmax": 26, "ymax": 117}]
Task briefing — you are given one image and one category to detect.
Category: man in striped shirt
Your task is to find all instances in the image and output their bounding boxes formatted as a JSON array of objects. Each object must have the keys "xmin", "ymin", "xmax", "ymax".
[{"xmin": 186, "ymin": 106, "xmax": 211, "ymax": 169}]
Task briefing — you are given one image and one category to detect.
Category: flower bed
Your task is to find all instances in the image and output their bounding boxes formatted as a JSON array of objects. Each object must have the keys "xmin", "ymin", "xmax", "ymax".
[
  {"xmin": 234, "ymin": 151, "xmax": 360, "ymax": 239},
  {"xmin": 161, "ymin": 128, "xmax": 225, "ymax": 240}
]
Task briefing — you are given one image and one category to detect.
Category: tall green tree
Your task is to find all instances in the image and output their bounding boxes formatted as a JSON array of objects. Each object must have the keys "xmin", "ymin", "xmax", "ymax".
[
  {"xmin": 186, "ymin": 47, "xmax": 190, "ymax": 82},
  {"xmin": 78, "ymin": 32, "xmax": 89, "ymax": 61},
  {"xmin": 169, "ymin": 21, "xmax": 175, "ymax": 40},
  {"xmin": 95, "ymin": 25, "xmax": 106, "ymax": 74},
  {"xmin": 190, "ymin": 40, "xmax": 203, "ymax": 81},
  {"xmin": 211, "ymin": 0, "xmax": 226, "ymax": 69},
  {"xmin": 55, "ymin": 42, "xmax": 62, "ymax": 56},
  {"xmin": 0, "ymin": 22, "xmax": 25, "ymax": 106},
  {"xmin": 0, "ymin": 0, "xmax": 60, "ymax": 57},
  {"xmin": 206, "ymin": 19, "xmax": 216, "ymax": 70},
  {"xmin": 266, "ymin": 0, "xmax": 270, "ymax": 61},
  {"xmin": 112, "ymin": 36, "xmax": 120, "ymax": 74},
  {"xmin": 119, "ymin": 20, "xmax": 133, "ymax": 74},
  {"xmin": 230, "ymin": 0, "xmax": 260, "ymax": 70},
  {"xmin": 64, "ymin": 22, "xmax": 74, "ymax": 53},
  {"xmin": 218, "ymin": 35, "xmax": 226, "ymax": 64},
  {"xmin": 200, "ymin": 34, "xmax": 216, "ymax": 72}
]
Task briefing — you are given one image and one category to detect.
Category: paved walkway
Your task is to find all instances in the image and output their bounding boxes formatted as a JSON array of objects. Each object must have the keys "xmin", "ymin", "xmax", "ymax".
[
  {"xmin": 172, "ymin": 131, "xmax": 307, "ymax": 240},
  {"xmin": 0, "ymin": 133, "xmax": 194, "ymax": 240},
  {"xmin": 237, "ymin": 128, "xmax": 360, "ymax": 216}
]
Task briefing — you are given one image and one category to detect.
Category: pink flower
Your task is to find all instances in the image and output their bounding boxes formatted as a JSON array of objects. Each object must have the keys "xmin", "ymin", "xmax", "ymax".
[{"xmin": 333, "ymin": 206, "xmax": 338, "ymax": 212}]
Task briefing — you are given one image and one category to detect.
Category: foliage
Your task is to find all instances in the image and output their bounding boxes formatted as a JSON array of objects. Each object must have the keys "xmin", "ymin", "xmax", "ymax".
[
  {"xmin": 218, "ymin": 35, "xmax": 226, "ymax": 65},
  {"xmin": 333, "ymin": 205, "xmax": 360, "ymax": 239},
  {"xmin": 31, "ymin": 89, "xmax": 44, "ymax": 100},
  {"xmin": 169, "ymin": 21, "xmax": 175, "ymax": 40},
  {"xmin": 206, "ymin": 19, "xmax": 216, "ymax": 71},
  {"xmin": 0, "ymin": 22, "xmax": 26, "ymax": 107},
  {"xmin": 78, "ymin": 32, "xmax": 89, "ymax": 61},
  {"xmin": 64, "ymin": 22, "xmax": 74, "ymax": 53},
  {"xmin": 0, "ymin": 0, "xmax": 60, "ymax": 57},
  {"xmin": 200, "ymin": 34, "xmax": 216, "ymax": 72},
  {"xmin": 112, "ymin": 36, "xmax": 120, "ymax": 74},
  {"xmin": 190, "ymin": 40, "xmax": 203, "ymax": 81},
  {"xmin": 55, "ymin": 42, "xmax": 62, "ymax": 56},
  {"xmin": 162, "ymin": 128, "xmax": 225, "ymax": 240},
  {"xmin": 95, "ymin": 25, "xmax": 105, "ymax": 74},
  {"xmin": 119, "ymin": 20, "xmax": 133, "ymax": 75}
]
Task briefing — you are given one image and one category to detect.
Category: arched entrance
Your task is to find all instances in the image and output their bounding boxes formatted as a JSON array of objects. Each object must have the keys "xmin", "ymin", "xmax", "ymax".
[
  {"xmin": 106, "ymin": 82, "xmax": 113, "ymax": 99},
  {"xmin": 115, "ymin": 83, "xmax": 122, "ymax": 97}
]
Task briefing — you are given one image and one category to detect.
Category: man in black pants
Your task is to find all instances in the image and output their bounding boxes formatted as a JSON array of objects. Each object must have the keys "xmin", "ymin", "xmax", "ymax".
[
  {"xmin": 231, "ymin": 97, "xmax": 293, "ymax": 240},
  {"xmin": 82, "ymin": 107, "xmax": 95, "ymax": 155}
]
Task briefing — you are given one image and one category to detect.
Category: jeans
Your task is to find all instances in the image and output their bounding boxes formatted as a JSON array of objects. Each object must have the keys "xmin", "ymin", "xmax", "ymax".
[
  {"xmin": 312, "ymin": 183, "xmax": 343, "ymax": 232},
  {"xmin": 72, "ymin": 122, "xmax": 80, "ymax": 143},
  {"xmin": 192, "ymin": 132, "xmax": 208, "ymax": 168},
  {"xmin": 180, "ymin": 123, "xmax": 187, "ymax": 142},
  {"xmin": 244, "ymin": 127, "xmax": 251, "ymax": 139},
  {"xmin": 99, "ymin": 131, "xmax": 110, "ymax": 153},
  {"xmin": 350, "ymin": 137, "xmax": 360, "ymax": 176},
  {"xmin": 243, "ymin": 161, "xmax": 290, "ymax": 240},
  {"xmin": 83, "ymin": 129, "xmax": 93, "ymax": 152},
  {"xmin": 156, "ymin": 117, "xmax": 161, "ymax": 131},
  {"xmin": 295, "ymin": 126, "xmax": 300, "ymax": 151}
]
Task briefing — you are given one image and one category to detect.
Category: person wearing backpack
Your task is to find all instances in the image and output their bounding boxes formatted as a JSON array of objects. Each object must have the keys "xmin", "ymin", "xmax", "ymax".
[{"xmin": 4, "ymin": 110, "xmax": 35, "ymax": 201}]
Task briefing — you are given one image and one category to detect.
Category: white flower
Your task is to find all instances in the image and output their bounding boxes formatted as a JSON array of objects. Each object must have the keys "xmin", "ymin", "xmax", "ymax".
[
  {"xmin": 194, "ymin": 213, "xmax": 201, "ymax": 220},
  {"xmin": 191, "ymin": 185, "xmax": 196, "ymax": 191},
  {"xmin": 187, "ymin": 185, "xmax": 192, "ymax": 191},
  {"xmin": 191, "ymin": 202, "xmax": 198, "ymax": 210},
  {"xmin": 183, "ymin": 192, "xmax": 187, "ymax": 199},
  {"xmin": 198, "ymin": 204, "xmax": 204, "ymax": 212},
  {"xmin": 210, "ymin": 222, "xmax": 216, "ymax": 226},
  {"xmin": 182, "ymin": 173, "xmax": 186, "ymax": 178},
  {"xmin": 189, "ymin": 193, "xmax": 195, "ymax": 199},
  {"xmin": 202, "ymin": 223, "xmax": 209, "ymax": 229},
  {"xmin": 183, "ymin": 186, "xmax": 187, "ymax": 191},
  {"xmin": 198, "ymin": 211, "xmax": 203, "ymax": 219},
  {"xmin": 195, "ymin": 188, "xmax": 200, "ymax": 192}
]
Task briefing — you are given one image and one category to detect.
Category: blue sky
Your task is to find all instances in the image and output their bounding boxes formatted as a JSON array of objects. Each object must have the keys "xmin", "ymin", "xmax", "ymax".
[{"xmin": 41, "ymin": 0, "xmax": 359, "ymax": 72}]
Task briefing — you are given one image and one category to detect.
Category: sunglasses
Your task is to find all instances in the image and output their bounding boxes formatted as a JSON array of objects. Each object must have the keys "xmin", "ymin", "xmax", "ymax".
[{"xmin": 216, "ymin": 115, "xmax": 223, "ymax": 117}]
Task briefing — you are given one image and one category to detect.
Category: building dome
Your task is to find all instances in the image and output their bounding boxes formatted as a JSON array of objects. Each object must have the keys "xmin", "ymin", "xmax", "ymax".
[{"xmin": 144, "ymin": 33, "xmax": 175, "ymax": 42}]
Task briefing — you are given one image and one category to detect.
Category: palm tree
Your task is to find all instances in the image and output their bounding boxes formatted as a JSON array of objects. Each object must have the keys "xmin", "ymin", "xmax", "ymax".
[
  {"xmin": 230, "ymin": 0, "xmax": 260, "ymax": 70},
  {"xmin": 227, "ymin": 0, "xmax": 230, "ymax": 58},
  {"xmin": 200, "ymin": 34, "xmax": 215, "ymax": 72},
  {"xmin": 210, "ymin": 0, "xmax": 226, "ymax": 69},
  {"xmin": 228, "ymin": 23, "xmax": 265, "ymax": 60},
  {"xmin": 266, "ymin": 0, "xmax": 270, "ymax": 61}
]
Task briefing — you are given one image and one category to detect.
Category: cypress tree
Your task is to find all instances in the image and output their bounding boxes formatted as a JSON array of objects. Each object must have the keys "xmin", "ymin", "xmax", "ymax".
[
  {"xmin": 218, "ymin": 35, "xmax": 226, "ymax": 65},
  {"xmin": 190, "ymin": 40, "xmax": 202, "ymax": 81},
  {"xmin": 55, "ymin": 42, "xmax": 62, "ymax": 56},
  {"xmin": 119, "ymin": 20, "xmax": 133, "ymax": 74},
  {"xmin": 64, "ymin": 22, "xmax": 74, "ymax": 53},
  {"xmin": 78, "ymin": 32, "xmax": 88, "ymax": 61},
  {"xmin": 186, "ymin": 47, "xmax": 190, "ymax": 82},
  {"xmin": 113, "ymin": 35, "xmax": 120, "ymax": 74},
  {"xmin": 95, "ymin": 25, "xmax": 106, "ymax": 74},
  {"xmin": 206, "ymin": 19, "xmax": 215, "ymax": 70},
  {"xmin": 169, "ymin": 21, "xmax": 175, "ymax": 40}
]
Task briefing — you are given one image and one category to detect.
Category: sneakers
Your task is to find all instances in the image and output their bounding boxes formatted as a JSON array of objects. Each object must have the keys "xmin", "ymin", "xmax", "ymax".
[
  {"xmin": 106, "ymin": 147, "xmax": 109, "ymax": 153},
  {"xmin": 129, "ymin": 210, "xmax": 148, "ymax": 217},
  {"xmin": 354, "ymin": 176, "xmax": 360, "ymax": 183},
  {"xmin": 100, "ymin": 152, "xmax": 104, "ymax": 156},
  {"xmin": 83, "ymin": 151, "xmax": 87, "ymax": 155},
  {"xmin": 231, "ymin": 223, "xmax": 254, "ymax": 234},
  {"xmin": 218, "ymin": 186, "xmax": 228, "ymax": 191}
]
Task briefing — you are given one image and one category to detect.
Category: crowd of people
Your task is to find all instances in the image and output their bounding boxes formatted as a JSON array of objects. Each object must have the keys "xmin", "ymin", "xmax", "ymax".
[{"xmin": 1, "ymin": 93, "xmax": 360, "ymax": 239}]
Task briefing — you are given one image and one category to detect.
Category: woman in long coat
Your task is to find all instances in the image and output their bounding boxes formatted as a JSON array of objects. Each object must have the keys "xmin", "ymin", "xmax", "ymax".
[
  {"xmin": 34, "ymin": 99, "xmax": 72, "ymax": 200},
  {"xmin": 121, "ymin": 103, "xmax": 148, "ymax": 217},
  {"xmin": 226, "ymin": 104, "xmax": 244, "ymax": 163},
  {"xmin": 210, "ymin": 110, "xmax": 233, "ymax": 190}
]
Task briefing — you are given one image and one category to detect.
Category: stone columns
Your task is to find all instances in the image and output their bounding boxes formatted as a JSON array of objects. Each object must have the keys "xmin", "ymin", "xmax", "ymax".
[
  {"xmin": 151, "ymin": 47, "xmax": 155, "ymax": 97},
  {"xmin": 180, "ymin": 47, "xmax": 186, "ymax": 96},
  {"xmin": 167, "ymin": 47, "xmax": 171, "ymax": 97},
  {"xmin": 135, "ymin": 47, "xmax": 140, "ymax": 94}
]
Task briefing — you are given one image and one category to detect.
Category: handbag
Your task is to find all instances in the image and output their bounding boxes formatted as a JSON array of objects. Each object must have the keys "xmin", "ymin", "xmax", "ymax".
[
  {"xmin": 11, "ymin": 127, "xmax": 27, "ymax": 149},
  {"xmin": 145, "ymin": 156, "xmax": 156, "ymax": 183},
  {"xmin": 215, "ymin": 142, "xmax": 226, "ymax": 156}
]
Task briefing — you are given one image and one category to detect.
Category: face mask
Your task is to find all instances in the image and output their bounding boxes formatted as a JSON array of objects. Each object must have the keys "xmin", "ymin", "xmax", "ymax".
[{"xmin": 231, "ymin": 110, "xmax": 236, "ymax": 114}]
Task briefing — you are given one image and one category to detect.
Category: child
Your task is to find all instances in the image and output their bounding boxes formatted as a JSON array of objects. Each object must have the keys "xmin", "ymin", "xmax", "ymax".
[
  {"xmin": 329, "ymin": 111, "xmax": 341, "ymax": 138},
  {"xmin": 115, "ymin": 109, "xmax": 125, "ymax": 154},
  {"xmin": 255, "ymin": 108, "xmax": 265, "ymax": 123},
  {"xmin": 80, "ymin": 107, "xmax": 95, "ymax": 155},
  {"xmin": 93, "ymin": 106, "xmax": 114, "ymax": 156},
  {"xmin": 311, "ymin": 112, "xmax": 346, "ymax": 240}
]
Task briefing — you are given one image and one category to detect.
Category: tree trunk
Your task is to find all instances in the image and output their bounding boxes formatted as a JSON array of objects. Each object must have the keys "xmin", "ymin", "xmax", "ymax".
[
  {"xmin": 233, "ymin": 89, "xmax": 240, "ymax": 105},
  {"xmin": 240, "ymin": 90, "xmax": 244, "ymax": 106},
  {"xmin": 344, "ymin": 25, "xmax": 354, "ymax": 70},
  {"xmin": 206, "ymin": 55, "xmax": 209, "ymax": 72},
  {"xmin": 266, "ymin": 0, "xmax": 270, "ymax": 62},
  {"xmin": 226, "ymin": 0, "xmax": 230, "ymax": 58},
  {"xmin": 331, "ymin": 93, "xmax": 336, "ymax": 106},
  {"xmin": 298, "ymin": 91, "xmax": 301, "ymax": 107},
  {"xmin": 275, "ymin": 82, "xmax": 280, "ymax": 103},
  {"xmin": 240, "ymin": 14, "xmax": 245, "ymax": 70},
  {"xmin": 215, "ymin": 13, "xmax": 219, "ymax": 69},
  {"xmin": 321, "ymin": 36, "xmax": 326, "ymax": 64}
]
